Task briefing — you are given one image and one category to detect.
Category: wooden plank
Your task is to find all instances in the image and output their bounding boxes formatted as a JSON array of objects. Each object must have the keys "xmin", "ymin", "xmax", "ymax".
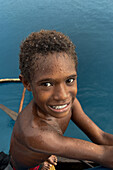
[{"xmin": 0, "ymin": 104, "xmax": 18, "ymax": 121}]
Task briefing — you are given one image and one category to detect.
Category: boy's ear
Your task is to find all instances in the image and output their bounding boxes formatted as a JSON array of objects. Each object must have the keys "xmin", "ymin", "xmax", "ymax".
[{"xmin": 19, "ymin": 74, "xmax": 31, "ymax": 91}]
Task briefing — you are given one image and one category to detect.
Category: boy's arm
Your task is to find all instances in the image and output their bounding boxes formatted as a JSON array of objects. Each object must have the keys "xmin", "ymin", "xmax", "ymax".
[
  {"xmin": 27, "ymin": 125, "xmax": 113, "ymax": 169},
  {"xmin": 71, "ymin": 97, "xmax": 113, "ymax": 146}
]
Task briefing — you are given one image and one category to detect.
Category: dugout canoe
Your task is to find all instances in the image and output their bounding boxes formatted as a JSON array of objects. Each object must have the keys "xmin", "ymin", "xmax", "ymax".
[{"xmin": 0, "ymin": 78, "xmax": 101, "ymax": 169}]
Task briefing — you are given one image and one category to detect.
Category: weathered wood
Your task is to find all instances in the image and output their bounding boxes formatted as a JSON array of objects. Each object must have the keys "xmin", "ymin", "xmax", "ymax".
[{"xmin": 0, "ymin": 104, "xmax": 18, "ymax": 120}]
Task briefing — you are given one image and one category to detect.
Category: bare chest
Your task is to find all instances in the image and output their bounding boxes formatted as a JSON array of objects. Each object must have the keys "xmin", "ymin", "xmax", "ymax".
[{"xmin": 48, "ymin": 111, "xmax": 72, "ymax": 135}]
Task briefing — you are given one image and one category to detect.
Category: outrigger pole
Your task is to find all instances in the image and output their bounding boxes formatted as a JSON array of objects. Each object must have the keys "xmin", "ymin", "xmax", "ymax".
[{"xmin": 0, "ymin": 78, "xmax": 20, "ymax": 83}]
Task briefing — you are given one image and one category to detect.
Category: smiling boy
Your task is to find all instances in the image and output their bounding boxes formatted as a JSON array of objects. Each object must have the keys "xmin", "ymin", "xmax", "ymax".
[{"xmin": 10, "ymin": 30, "xmax": 113, "ymax": 170}]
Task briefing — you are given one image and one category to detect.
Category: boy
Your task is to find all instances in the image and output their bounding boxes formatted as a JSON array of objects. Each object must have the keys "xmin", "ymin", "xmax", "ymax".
[{"xmin": 10, "ymin": 30, "xmax": 113, "ymax": 170}]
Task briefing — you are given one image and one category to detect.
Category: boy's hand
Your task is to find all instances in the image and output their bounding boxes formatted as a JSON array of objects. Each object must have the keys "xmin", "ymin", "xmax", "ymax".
[
  {"xmin": 41, "ymin": 161, "xmax": 54, "ymax": 170},
  {"xmin": 41, "ymin": 155, "xmax": 57, "ymax": 170},
  {"xmin": 47, "ymin": 155, "xmax": 57, "ymax": 166}
]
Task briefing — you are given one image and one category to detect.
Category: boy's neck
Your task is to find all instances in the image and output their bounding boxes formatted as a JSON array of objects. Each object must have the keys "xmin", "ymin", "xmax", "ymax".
[{"xmin": 32, "ymin": 101, "xmax": 54, "ymax": 121}]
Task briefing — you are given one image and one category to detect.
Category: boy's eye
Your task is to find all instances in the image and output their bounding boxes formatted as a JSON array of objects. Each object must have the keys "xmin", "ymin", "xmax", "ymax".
[
  {"xmin": 66, "ymin": 78, "xmax": 75, "ymax": 84},
  {"xmin": 41, "ymin": 82, "xmax": 52, "ymax": 87}
]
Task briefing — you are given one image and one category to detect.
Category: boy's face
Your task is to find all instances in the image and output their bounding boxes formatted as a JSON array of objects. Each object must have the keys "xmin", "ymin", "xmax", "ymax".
[{"xmin": 30, "ymin": 52, "xmax": 77, "ymax": 118}]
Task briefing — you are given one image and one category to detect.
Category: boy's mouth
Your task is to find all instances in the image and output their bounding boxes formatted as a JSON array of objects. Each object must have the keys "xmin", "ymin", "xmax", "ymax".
[{"xmin": 48, "ymin": 103, "xmax": 70, "ymax": 113}]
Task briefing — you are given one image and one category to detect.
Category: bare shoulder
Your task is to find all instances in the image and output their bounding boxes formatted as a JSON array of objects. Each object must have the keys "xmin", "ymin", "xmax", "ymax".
[
  {"xmin": 22, "ymin": 120, "xmax": 66, "ymax": 155},
  {"xmin": 71, "ymin": 97, "xmax": 98, "ymax": 128},
  {"xmin": 71, "ymin": 97, "xmax": 89, "ymax": 127},
  {"xmin": 71, "ymin": 97, "xmax": 85, "ymax": 118},
  {"xmin": 12, "ymin": 100, "xmax": 68, "ymax": 154}
]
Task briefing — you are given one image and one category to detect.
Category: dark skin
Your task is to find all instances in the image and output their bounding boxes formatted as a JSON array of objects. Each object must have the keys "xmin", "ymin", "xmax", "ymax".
[{"xmin": 10, "ymin": 52, "xmax": 113, "ymax": 170}]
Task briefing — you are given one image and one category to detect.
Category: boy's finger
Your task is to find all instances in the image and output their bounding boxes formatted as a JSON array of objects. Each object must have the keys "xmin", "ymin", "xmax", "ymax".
[
  {"xmin": 47, "ymin": 155, "xmax": 57, "ymax": 165},
  {"xmin": 41, "ymin": 162, "xmax": 53, "ymax": 170}
]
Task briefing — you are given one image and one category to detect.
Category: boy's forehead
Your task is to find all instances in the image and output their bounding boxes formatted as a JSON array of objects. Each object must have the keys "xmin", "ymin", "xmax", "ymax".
[
  {"xmin": 33, "ymin": 52, "xmax": 76, "ymax": 80},
  {"xmin": 35, "ymin": 52, "xmax": 75, "ymax": 71}
]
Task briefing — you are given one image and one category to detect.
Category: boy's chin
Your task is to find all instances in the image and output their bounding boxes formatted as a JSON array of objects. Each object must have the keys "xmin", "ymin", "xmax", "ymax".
[{"xmin": 48, "ymin": 108, "xmax": 71, "ymax": 118}]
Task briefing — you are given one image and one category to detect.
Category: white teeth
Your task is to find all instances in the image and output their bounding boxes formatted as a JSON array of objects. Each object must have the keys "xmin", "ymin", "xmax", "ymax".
[{"xmin": 51, "ymin": 104, "xmax": 67, "ymax": 109}]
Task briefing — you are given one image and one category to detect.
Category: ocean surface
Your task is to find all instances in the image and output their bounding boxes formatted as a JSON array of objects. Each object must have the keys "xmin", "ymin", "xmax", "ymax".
[{"xmin": 0, "ymin": 0, "xmax": 113, "ymax": 153}]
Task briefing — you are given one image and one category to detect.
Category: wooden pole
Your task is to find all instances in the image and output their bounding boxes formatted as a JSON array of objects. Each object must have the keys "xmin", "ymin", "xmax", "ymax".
[
  {"xmin": 18, "ymin": 87, "xmax": 26, "ymax": 113},
  {"xmin": 0, "ymin": 78, "xmax": 20, "ymax": 83}
]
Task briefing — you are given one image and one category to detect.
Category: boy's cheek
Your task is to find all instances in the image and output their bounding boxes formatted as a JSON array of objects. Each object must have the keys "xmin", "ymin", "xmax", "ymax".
[
  {"xmin": 71, "ymin": 87, "xmax": 77, "ymax": 98},
  {"xmin": 32, "ymin": 92, "xmax": 51, "ymax": 102},
  {"xmin": 72, "ymin": 83, "xmax": 77, "ymax": 94}
]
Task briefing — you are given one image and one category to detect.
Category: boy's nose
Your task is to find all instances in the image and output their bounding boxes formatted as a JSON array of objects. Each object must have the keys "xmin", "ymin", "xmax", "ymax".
[{"xmin": 53, "ymin": 84, "xmax": 69, "ymax": 101}]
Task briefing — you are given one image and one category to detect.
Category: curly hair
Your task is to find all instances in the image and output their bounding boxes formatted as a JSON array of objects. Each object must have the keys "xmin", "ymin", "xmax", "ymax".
[{"xmin": 19, "ymin": 30, "xmax": 78, "ymax": 82}]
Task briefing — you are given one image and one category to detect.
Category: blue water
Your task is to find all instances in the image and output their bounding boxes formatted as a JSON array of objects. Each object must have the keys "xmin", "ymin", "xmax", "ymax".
[{"xmin": 0, "ymin": 0, "xmax": 113, "ymax": 153}]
